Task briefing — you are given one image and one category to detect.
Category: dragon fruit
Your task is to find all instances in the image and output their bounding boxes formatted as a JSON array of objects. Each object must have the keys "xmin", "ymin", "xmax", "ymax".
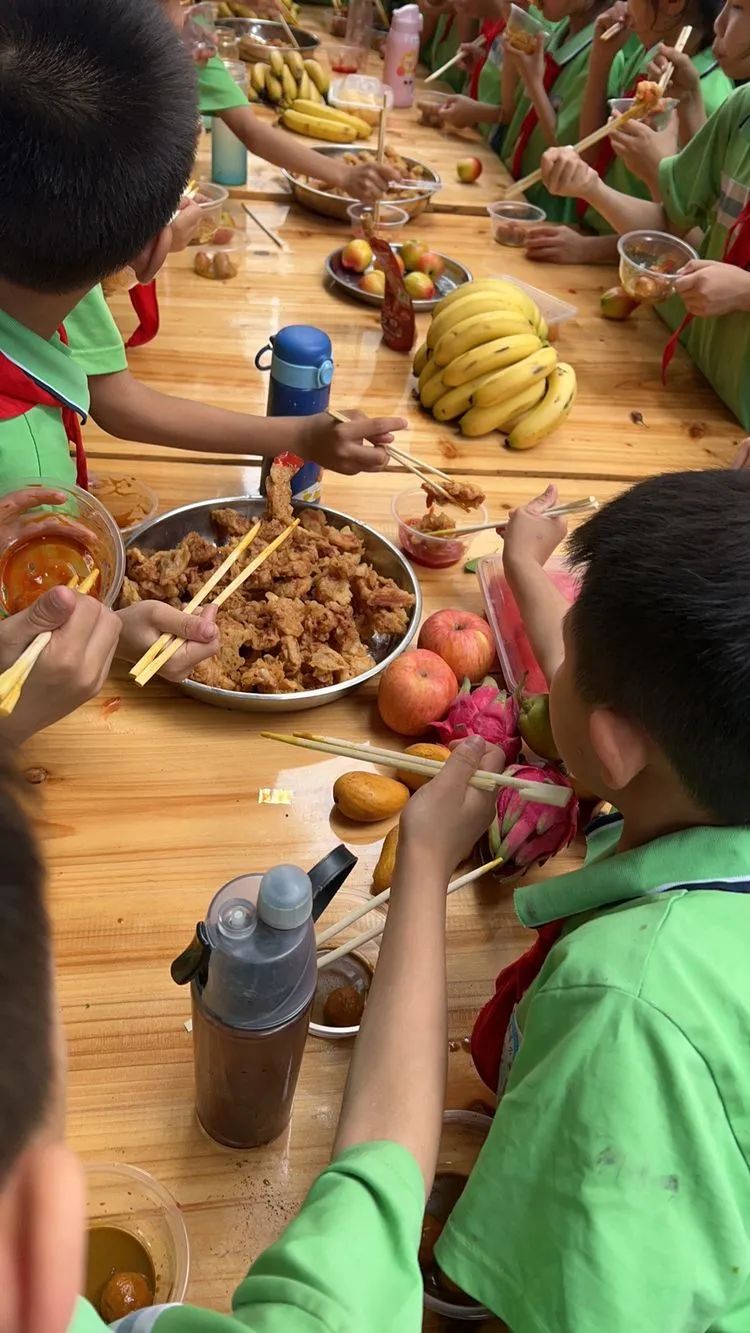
[
  {"xmin": 489, "ymin": 763, "xmax": 578, "ymax": 878},
  {"xmin": 431, "ymin": 677, "xmax": 522, "ymax": 768}
]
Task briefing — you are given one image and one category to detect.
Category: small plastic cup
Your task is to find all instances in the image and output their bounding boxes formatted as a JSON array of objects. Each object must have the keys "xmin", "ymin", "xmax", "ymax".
[
  {"xmin": 416, "ymin": 85, "xmax": 452, "ymax": 126},
  {"xmin": 487, "ymin": 200, "xmax": 546, "ymax": 247},
  {"xmin": 330, "ymin": 42, "xmax": 367, "ymax": 73},
  {"xmin": 393, "ymin": 489, "xmax": 488, "ymax": 571},
  {"xmin": 348, "ymin": 202, "xmax": 409, "ymax": 236},
  {"xmin": 421, "ymin": 1111, "xmax": 493, "ymax": 1322},
  {"xmin": 191, "ymin": 181, "xmax": 231, "ymax": 247},
  {"xmin": 85, "ymin": 1164, "xmax": 190, "ymax": 1310},
  {"xmin": 617, "ymin": 229, "xmax": 697, "ymax": 305},
  {"xmin": 328, "ymin": 8, "xmax": 349, "ymax": 37},
  {"xmin": 506, "ymin": 3, "xmax": 544, "ymax": 52},
  {"xmin": 214, "ymin": 25, "xmax": 240, "ymax": 58},
  {"xmin": 311, "ymin": 888, "xmax": 386, "ymax": 1040},
  {"xmin": 609, "ymin": 95, "xmax": 677, "ymax": 133}
]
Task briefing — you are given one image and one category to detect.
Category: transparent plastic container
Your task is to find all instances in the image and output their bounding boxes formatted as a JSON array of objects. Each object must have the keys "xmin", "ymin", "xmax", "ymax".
[
  {"xmin": 89, "ymin": 474, "xmax": 159, "ymax": 541},
  {"xmin": 311, "ymin": 888, "xmax": 385, "ymax": 1040},
  {"xmin": 478, "ymin": 553, "xmax": 579, "ymax": 693},
  {"xmin": 617, "ymin": 230, "xmax": 697, "ymax": 305},
  {"xmin": 394, "ymin": 489, "xmax": 488, "ymax": 570},
  {"xmin": 497, "ymin": 273, "xmax": 578, "ymax": 328},
  {"xmin": 85, "ymin": 1164, "xmax": 190, "ymax": 1310},
  {"xmin": 506, "ymin": 3, "xmax": 544, "ymax": 52},
  {"xmin": 609, "ymin": 95, "xmax": 677, "ymax": 133},
  {"xmin": 348, "ymin": 202, "xmax": 409, "ymax": 235},
  {"xmin": 421, "ymin": 1111, "xmax": 493, "ymax": 1322},
  {"xmin": 488, "ymin": 201, "xmax": 546, "ymax": 246},
  {"xmin": 329, "ymin": 73, "xmax": 395, "ymax": 124}
]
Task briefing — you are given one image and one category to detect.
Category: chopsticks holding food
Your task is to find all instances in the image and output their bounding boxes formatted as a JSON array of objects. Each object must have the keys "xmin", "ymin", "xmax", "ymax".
[
  {"xmin": 0, "ymin": 567, "xmax": 101, "ymax": 717},
  {"xmin": 385, "ymin": 445, "xmax": 455, "ymax": 504},
  {"xmin": 133, "ymin": 520, "xmax": 299, "ymax": 688},
  {"xmin": 317, "ymin": 855, "xmax": 505, "ymax": 968},
  {"xmin": 261, "ymin": 731, "xmax": 574, "ymax": 806},
  {"xmin": 429, "ymin": 495, "xmax": 600, "ymax": 537}
]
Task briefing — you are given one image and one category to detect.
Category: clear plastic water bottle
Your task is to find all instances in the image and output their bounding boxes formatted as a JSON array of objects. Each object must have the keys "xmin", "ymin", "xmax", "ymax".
[{"xmin": 211, "ymin": 61, "xmax": 248, "ymax": 187}]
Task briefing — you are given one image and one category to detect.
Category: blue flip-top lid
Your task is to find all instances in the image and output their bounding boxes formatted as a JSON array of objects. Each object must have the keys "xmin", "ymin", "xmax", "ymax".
[{"xmin": 270, "ymin": 325, "xmax": 334, "ymax": 391}]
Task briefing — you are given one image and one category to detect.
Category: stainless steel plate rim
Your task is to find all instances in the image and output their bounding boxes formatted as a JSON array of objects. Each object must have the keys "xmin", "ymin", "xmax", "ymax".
[
  {"xmin": 282, "ymin": 146, "xmax": 441, "ymax": 223},
  {"xmin": 223, "ymin": 17, "xmax": 320, "ymax": 50},
  {"xmin": 324, "ymin": 244, "xmax": 472, "ymax": 311}
]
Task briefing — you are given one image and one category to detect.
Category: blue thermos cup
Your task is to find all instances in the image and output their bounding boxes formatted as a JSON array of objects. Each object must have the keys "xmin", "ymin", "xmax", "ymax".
[{"xmin": 256, "ymin": 326, "xmax": 334, "ymax": 504}]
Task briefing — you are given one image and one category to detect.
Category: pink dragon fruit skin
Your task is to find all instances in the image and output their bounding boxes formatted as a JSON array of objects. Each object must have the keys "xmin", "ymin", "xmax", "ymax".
[
  {"xmin": 489, "ymin": 763, "xmax": 578, "ymax": 878},
  {"xmin": 431, "ymin": 677, "xmax": 522, "ymax": 767}
]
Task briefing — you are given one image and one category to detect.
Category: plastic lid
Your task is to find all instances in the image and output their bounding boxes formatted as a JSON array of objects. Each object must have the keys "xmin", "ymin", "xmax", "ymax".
[
  {"xmin": 258, "ymin": 865, "xmax": 313, "ymax": 930},
  {"xmin": 391, "ymin": 3, "xmax": 423, "ymax": 27},
  {"xmin": 271, "ymin": 325, "xmax": 333, "ymax": 369}
]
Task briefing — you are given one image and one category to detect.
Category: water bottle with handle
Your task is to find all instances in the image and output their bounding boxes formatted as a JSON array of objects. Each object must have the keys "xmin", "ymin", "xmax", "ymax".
[
  {"xmin": 383, "ymin": 4, "xmax": 423, "ymax": 108},
  {"xmin": 256, "ymin": 325, "xmax": 335, "ymax": 503}
]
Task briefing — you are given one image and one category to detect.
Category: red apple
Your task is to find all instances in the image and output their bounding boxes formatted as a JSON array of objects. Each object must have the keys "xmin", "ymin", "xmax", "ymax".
[
  {"xmin": 341, "ymin": 238, "xmax": 374, "ymax": 273},
  {"xmin": 401, "ymin": 238, "xmax": 428, "ymax": 272},
  {"xmin": 417, "ymin": 250, "xmax": 445, "ymax": 280},
  {"xmin": 404, "ymin": 270, "xmax": 436, "ymax": 300},
  {"xmin": 359, "ymin": 269, "xmax": 386, "ymax": 296},
  {"xmin": 418, "ymin": 609, "xmax": 497, "ymax": 684},
  {"xmin": 456, "ymin": 156, "xmax": 483, "ymax": 184},
  {"xmin": 378, "ymin": 649, "xmax": 459, "ymax": 736}
]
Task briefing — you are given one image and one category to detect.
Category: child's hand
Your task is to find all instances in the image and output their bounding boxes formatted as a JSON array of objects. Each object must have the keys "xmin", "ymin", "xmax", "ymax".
[
  {"xmin": 169, "ymin": 198, "xmax": 202, "ymax": 253},
  {"xmin": 117, "ymin": 603, "xmax": 219, "ymax": 682},
  {"xmin": 438, "ymin": 95, "xmax": 484, "ymax": 129},
  {"xmin": 0, "ymin": 485, "xmax": 97, "ymax": 548},
  {"xmin": 609, "ymin": 117, "xmax": 675, "ymax": 185},
  {"xmin": 399, "ymin": 736, "xmax": 504, "ymax": 874},
  {"xmin": 456, "ymin": 40, "xmax": 485, "ymax": 74},
  {"xmin": 673, "ymin": 260, "xmax": 750, "ymax": 317},
  {"xmin": 297, "ymin": 411, "xmax": 407, "ymax": 475},
  {"xmin": 0, "ymin": 588, "xmax": 121, "ymax": 745},
  {"xmin": 592, "ymin": 2, "xmax": 631, "ymax": 58},
  {"xmin": 511, "ymin": 32, "xmax": 546, "ymax": 90},
  {"xmin": 344, "ymin": 161, "xmax": 401, "ymax": 204},
  {"xmin": 502, "ymin": 484, "xmax": 568, "ymax": 570},
  {"xmin": 525, "ymin": 224, "xmax": 592, "ymax": 264},
  {"xmin": 647, "ymin": 44, "xmax": 701, "ymax": 104},
  {"xmin": 541, "ymin": 147, "xmax": 597, "ymax": 198}
]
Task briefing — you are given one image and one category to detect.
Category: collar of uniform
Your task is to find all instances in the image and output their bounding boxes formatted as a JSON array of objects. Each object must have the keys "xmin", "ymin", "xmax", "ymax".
[
  {"xmin": 515, "ymin": 822, "xmax": 750, "ymax": 927},
  {"xmin": 0, "ymin": 306, "xmax": 89, "ymax": 420},
  {"xmin": 552, "ymin": 18, "xmax": 595, "ymax": 66}
]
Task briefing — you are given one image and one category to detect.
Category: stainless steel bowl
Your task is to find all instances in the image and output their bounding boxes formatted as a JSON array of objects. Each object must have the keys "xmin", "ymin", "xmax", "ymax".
[
  {"xmin": 125, "ymin": 496, "xmax": 422, "ymax": 713},
  {"xmin": 325, "ymin": 243, "xmax": 472, "ymax": 311},
  {"xmin": 284, "ymin": 146, "xmax": 441, "ymax": 223},
  {"xmin": 222, "ymin": 17, "xmax": 320, "ymax": 56}
]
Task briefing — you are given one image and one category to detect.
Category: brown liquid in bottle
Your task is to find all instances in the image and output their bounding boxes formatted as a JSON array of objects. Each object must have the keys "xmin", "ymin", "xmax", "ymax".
[{"xmin": 192, "ymin": 985, "xmax": 313, "ymax": 1149}]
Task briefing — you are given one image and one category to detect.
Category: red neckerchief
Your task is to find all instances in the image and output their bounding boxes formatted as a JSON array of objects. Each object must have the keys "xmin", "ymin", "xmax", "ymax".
[
  {"xmin": 511, "ymin": 52, "xmax": 561, "ymax": 180},
  {"xmin": 470, "ymin": 919, "xmax": 565, "ymax": 1091},
  {"xmin": 0, "ymin": 330, "xmax": 88, "ymax": 490},
  {"xmin": 575, "ymin": 73, "xmax": 640, "ymax": 222},
  {"xmin": 469, "ymin": 17, "xmax": 506, "ymax": 99},
  {"xmin": 127, "ymin": 281, "xmax": 160, "ymax": 349},
  {"xmin": 662, "ymin": 198, "xmax": 750, "ymax": 382}
]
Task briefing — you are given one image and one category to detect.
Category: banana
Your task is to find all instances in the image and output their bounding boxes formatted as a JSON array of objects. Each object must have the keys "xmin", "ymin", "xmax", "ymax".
[
  {"xmin": 507, "ymin": 363, "xmax": 577, "ymax": 450},
  {"xmin": 420, "ymin": 368, "xmax": 448, "ymax": 411},
  {"xmin": 470, "ymin": 345, "xmax": 558, "ymax": 407},
  {"xmin": 251, "ymin": 62, "xmax": 267, "ymax": 94},
  {"xmin": 432, "ymin": 278, "xmax": 539, "ymax": 327},
  {"xmin": 247, "ymin": 84, "xmax": 260, "ymax": 103},
  {"xmin": 304, "ymin": 58, "xmax": 330, "ymax": 97},
  {"xmin": 412, "ymin": 342, "xmax": 429, "ymax": 377},
  {"xmin": 281, "ymin": 65, "xmax": 297, "ymax": 104},
  {"xmin": 285, "ymin": 49, "xmax": 304, "ymax": 80},
  {"xmin": 291, "ymin": 100, "xmax": 371, "ymax": 138},
  {"xmin": 418, "ymin": 354, "xmax": 443, "ymax": 397},
  {"xmin": 443, "ymin": 334, "xmax": 544, "ymax": 389},
  {"xmin": 432, "ymin": 373, "xmax": 501, "ymax": 422},
  {"xmin": 281, "ymin": 109, "xmax": 358, "ymax": 142},
  {"xmin": 297, "ymin": 71, "xmax": 313, "ymax": 102},
  {"xmin": 427, "ymin": 294, "xmax": 532, "ymax": 349},
  {"xmin": 265, "ymin": 72, "xmax": 283, "ymax": 104},
  {"xmin": 494, "ymin": 380, "xmax": 547, "ymax": 432},
  {"xmin": 433, "ymin": 311, "xmax": 537, "ymax": 367},
  {"xmin": 269, "ymin": 49, "xmax": 285, "ymax": 77}
]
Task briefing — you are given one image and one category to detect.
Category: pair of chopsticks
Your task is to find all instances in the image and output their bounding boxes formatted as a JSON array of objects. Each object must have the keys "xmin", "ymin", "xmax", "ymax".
[
  {"xmin": 262, "ymin": 731, "xmax": 574, "ymax": 806},
  {"xmin": 386, "ymin": 444, "xmax": 455, "ymax": 505},
  {"xmin": 242, "ymin": 203, "xmax": 285, "ymax": 250},
  {"xmin": 600, "ymin": 18, "xmax": 625, "ymax": 41},
  {"xmin": 129, "ymin": 519, "xmax": 299, "ymax": 687},
  {"xmin": 0, "ymin": 568, "xmax": 100, "ymax": 717},
  {"xmin": 316, "ymin": 853, "xmax": 505, "ymax": 970},
  {"xmin": 274, "ymin": 0, "xmax": 300, "ymax": 46},
  {"xmin": 424, "ymin": 31, "xmax": 487, "ymax": 85},
  {"xmin": 656, "ymin": 24, "xmax": 692, "ymax": 93},
  {"xmin": 504, "ymin": 99, "xmax": 656, "ymax": 201},
  {"xmin": 430, "ymin": 495, "xmax": 599, "ymax": 538}
]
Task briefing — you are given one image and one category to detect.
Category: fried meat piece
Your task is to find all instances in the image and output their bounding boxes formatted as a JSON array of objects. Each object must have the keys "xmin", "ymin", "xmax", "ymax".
[
  {"xmin": 212, "ymin": 508, "xmax": 252, "ymax": 539},
  {"xmin": 118, "ymin": 577, "xmax": 142, "ymax": 607},
  {"xmin": 126, "ymin": 544, "xmax": 191, "ymax": 600},
  {"xmin": 421, "ymin": 479, "xmax": 485, "ymax": 512},
  {"xmin": 265, "ymin": 461, "xmax": 296, "ymax": 525},
  {"xmin": 184, "ymin": 532, "xmax": 218, "ymax": 565},
  {"xmin": 413, "ymin": 508, "xmax": 454, "ymax": 534},
  {"xmin": 266, "ymin": 594, "xmax": 305, "ymax": 638}
]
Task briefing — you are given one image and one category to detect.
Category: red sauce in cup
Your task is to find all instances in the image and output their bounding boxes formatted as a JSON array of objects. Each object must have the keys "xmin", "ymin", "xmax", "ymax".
[{"xmin": 0, "ymin": 536, "xmax": 95, "ymax": 613}]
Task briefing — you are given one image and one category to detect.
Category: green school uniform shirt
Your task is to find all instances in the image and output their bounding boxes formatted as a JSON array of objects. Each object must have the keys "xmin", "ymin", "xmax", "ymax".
[
  {"xmin": 68, "ymin": 1142, "xmax": 425, "ymax": 1333},
  {"xmin": 199, "ymin": 57, "xmax": 248, "ymax": 116},
  {"xmin": 424, "ymin": 14, "xmax": 466, "ymax": 92},
  {"xmin": 582, "ymin": 46, "xmax": 733, "ymax": 235},
  {"xmin": 0, "ymin": 308, "xmax": 88, "ymax": 492},
  {"xmin": 436, "ymin": 817, "xmax": 750, "ymax": 1332},
  {"xmin": 502, "ymin": 19, "xmax": 597, "ymax": 222},
  {"xmin": 64, "ymin": 287, "xmax": 128, "ymax": 378},
  {"xmin": 476, "ymin": 10, "xmax": 552, "ymax": 143},
  {"xmin": 659, "ymin": 84, "xmax": 750, "ymax": 430}
]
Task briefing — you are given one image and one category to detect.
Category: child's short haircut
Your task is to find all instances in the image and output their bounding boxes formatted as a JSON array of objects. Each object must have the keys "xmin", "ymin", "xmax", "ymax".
[
  {"xmin": 0, "ymin": 0, "xmax": 198, "ymax": 293},
  {"xmin": 568, "ymin": 470, "xmax": 750, "ymax": 824},
  {"xmin": 0, "ymin": 750, "xmax": 51, "ymax": 1180}
]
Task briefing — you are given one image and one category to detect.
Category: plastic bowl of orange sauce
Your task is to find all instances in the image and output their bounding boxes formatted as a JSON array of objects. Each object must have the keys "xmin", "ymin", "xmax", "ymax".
[{"xmin": 0, "ymin": 480, "xmax": 125, "ymax": 616}]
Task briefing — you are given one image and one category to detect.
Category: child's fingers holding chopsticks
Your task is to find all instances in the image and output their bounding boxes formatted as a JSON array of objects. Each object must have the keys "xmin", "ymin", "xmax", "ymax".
[{"xmin": 118, "ymin": 602, "xmax": 219, "ymax": 684}]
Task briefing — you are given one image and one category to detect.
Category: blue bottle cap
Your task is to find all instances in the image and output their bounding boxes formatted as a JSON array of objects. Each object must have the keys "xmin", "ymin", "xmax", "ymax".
[{"xmin": 271, "ymin": 325, "xmax": 332, "ymax": 369}]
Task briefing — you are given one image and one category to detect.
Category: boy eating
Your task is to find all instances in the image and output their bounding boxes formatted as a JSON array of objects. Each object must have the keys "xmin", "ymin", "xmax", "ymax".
[{"xmin": 436, "ymin": 470, "xmax": 750, "ymax": 1330}]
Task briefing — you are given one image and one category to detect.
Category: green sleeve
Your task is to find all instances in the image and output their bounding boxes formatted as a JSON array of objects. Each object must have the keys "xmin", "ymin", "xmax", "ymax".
[
  {"xmin": 64, "ymin": 287, "xmax": 127, "ymax": 378},
  {"xmin": 155, "ymin": 1142, "xmax": 425, "ymax": 1333},
  {"xmin": 199, "ymin": 57, "xmax": 248, "ymax": 115},
  {"xmin": 435, "ymin": 986, "xmax": 750, "ymax": 1333},
  {"xmin": 659, "ymin": 92, "xmax": 736, "ymax": 232}
]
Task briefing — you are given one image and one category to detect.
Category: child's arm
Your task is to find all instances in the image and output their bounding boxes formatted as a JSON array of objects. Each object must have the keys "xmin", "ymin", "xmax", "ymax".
[
  {"xmin": 502, "ymin": 485, "xmax": 570, "ymax": 686},
  {"xmin": 525, "ymin": 225, "xmax": 619, "ymax": 264},
  {"xmin": 438, "ymin": 94, "xmax": 504, "ymax": 130},
  {"xmin": 87, "ymin": 370, "xmax": 406, "ymax": 476},
  {"xmin": 513, "ymin": 35, "xmax": 557, "ymax": 146},
  {"xmin": 541, "ymin": 146, "xmax": 668, "ymax": 233},
  {"xmin": 219, "ymin": 106, "xmax": 399, "ymax": 203},
  {"xmin": 578, "ymin": 3, "xmax": 632, "ymax": 151}
]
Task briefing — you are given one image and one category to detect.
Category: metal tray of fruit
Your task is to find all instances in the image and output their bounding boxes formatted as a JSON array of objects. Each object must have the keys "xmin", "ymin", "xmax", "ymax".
[
  {"xmin": 283, "ymin": 146, "xmax": 440, "ymax": 222},
  {"xmin": 325, "ymin": 243, "xmax": 472, "ymax": 311},
  {"xmin": 220, "ymin": 17, "xmax": 320, "ymax": 55}
]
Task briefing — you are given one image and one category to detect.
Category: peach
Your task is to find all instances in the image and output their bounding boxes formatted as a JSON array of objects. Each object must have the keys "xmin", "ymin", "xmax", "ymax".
[
  {"xmin": 417, "ymin": 250, "xmax": 445, "ymax": 280},
  {"xmin": 456, "ymin": 156, "xmax": 483, "ymax": 183},
  {"xmin": 359, "ymin": 269, "xmax": 386, "ymax": 296},
  {"xmin": 404, "ymin": 270, "xmax": 437, "ymax": 300},
  {"xmin": 400, "ymin": 239, "xmax": 428, "ymax": 272},
  {"xmin": 341, "ymin": 238, "xmax": 374, "ymax": 273}
]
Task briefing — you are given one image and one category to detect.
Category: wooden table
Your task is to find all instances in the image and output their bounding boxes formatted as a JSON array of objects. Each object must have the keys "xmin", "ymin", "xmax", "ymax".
[{"xmin": 51, "ymin": 15, "xmax": 742, "ymax": 1332}]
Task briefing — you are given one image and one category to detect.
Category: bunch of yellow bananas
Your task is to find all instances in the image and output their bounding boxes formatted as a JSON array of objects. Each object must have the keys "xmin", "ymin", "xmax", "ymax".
[
  {"xmin": 280, "ymin": 98, "xmax": 371, "ymax": 142},
  {"xmin": 413, "ymin": 279, "xmax": 577, "ymax": 449},
  {"xmin": 246, "ymin": 53, "xmax": 330, "ymax": 109},
  {"xmin": 217, "ymin": 1, "xmax": 301, "ymax": 22}
]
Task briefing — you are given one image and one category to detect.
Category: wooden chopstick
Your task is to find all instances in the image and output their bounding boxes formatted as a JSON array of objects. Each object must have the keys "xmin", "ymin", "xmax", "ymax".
[
  {"xmin": 600, "ymin": 18, "xmax": 624, "ymax": 40},
  {"xmin": 424, "ymin": 32, "xmax": 486, "ymax": 84},
  {"xmin": 274, "ymin": 0, "xmax": 300, "ymax": 47},
  {"xmin": 503, "ymin": 101, "xmax": 651, "ymax": 201},
  {"xmin": 130, "ymin": 522, "xmax": 262, "ymax": 677},
  {"xmin": 374, "ymin": 0, "xmax": 390, "ymax": 27},
  {"xmin": 430, "ymin": 496, "xmax": 600, "ymax": 538},
  {"xmin": 261, "ymin": 730, "xmax": 573, "ymax": 805},
  {"xmin": 317, "ymin": 855, "xmax": 505, "ymax": 968},
  {"xmin": 386, "ymin": 446, "xmax": 453, "ymax": 503},
  {"xmin": 0, "ymin": 568, "xmax": 100, "ymax": 716},
  {"xmin": 242, "ymin": 203, "xmax": 285, "ymax": 250},
  {"xmin": 78, "ymin": 567, "xmax": 100, "ymax": 596},
  {"xmin": 328, "ymin": 408, "xmax": 350, "ymax": 424},
  {"xmin": 387, "ymin": 445, "xmax": 451, "ymax": 482},
  {"xmin": 657, "ymin": 24, "xmax": 692, "ymax": 94},
  {"xmin": 374, "ymin": 94, "xmax": 388, "ymax": 229},
  {"xmin": 134, "ymin": 520, "xmax": 299, "ymax": 687}
]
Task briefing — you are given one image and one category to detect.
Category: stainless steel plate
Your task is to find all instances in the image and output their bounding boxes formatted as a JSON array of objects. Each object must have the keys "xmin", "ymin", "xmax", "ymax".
[
  {"xmin": 325, "ymin": 243, "xmax": 472, "ymax": 312},
  {"xmin": 222, "ymin": 17, "xmax": 320, "ymax": 53},
  {"xmin": 283, "ymin": 146, "xmax": 441, "ymax": 223},
  {"xmin": 125, "ymin": 497, "xmax": 422, "ymax": 714}
]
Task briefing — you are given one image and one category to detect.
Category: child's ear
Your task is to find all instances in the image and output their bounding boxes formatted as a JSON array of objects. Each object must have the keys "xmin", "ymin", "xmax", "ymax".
[
  {"xmin": 19, "ymin": 1142, "xmax": 85, "ymax": 1333},
  {"xmin": 588, "ymin": 707, "xmax": 648, "ymax": 793},
  {"xmin": 132, "ymin": 227, "xmax": 173, "ymax": 286}
]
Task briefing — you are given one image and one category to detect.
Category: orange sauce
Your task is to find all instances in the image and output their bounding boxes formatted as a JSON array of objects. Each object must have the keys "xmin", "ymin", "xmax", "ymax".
[{"xmin": 0, "ymin": 536, "xmax": 95, "ymax": 614}]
